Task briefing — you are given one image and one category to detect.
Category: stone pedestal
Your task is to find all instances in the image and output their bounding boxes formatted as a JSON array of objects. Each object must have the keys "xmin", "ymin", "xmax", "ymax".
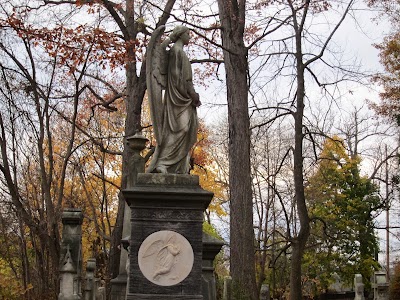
[
  {"xmin": 59, "ymin": 209, "xmax": 83, "ymax": 300},
  {"xmin": 124, "ymin": 173, "xmax": 213, "ymax": 300}
]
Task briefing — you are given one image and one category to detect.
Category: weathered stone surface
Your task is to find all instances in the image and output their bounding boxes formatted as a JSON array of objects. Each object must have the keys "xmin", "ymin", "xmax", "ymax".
[
  {"xmin": 59, "ymin": 247, "xmax": 77, "ymax": 300},
  {"xmin": 202, "ymin": 233, "xmax": 224, "ymax": 300},
  {"xmin": 59, "ymin": 209, "xmax": 83, "ymax": 300},
  {"xmin": 111, "ymin": 134, "xmax": 148, "ymax": 298},
  {"xmin": 223, "ymin": 277, "xmax": 232, "ymax": 300},
  {"xmin": 60, "ymin": 209, "xmax": 83, "ymax": 270},
  {"xmin": 354, "ymin": 274, "xmax": 365, "ymax": 300},
  {"xmin": 124, "ymin": 173, "xmax": 212, "ymax": 299},
  {"xmin": 124, "ymin": 174, "xmax": 211, "ymax": 208},
  {"xmin": 83, "ymin": 258, "xmax": 96, "ymax": 300},
  {"xmin": 146, "ymin": 25, "xmax": 200, "ymax": 174},
  {"xmin": 372, "ymin": 271, "xmax": 389, "ymax": 300},
  {"xmin": 109, "ymin": 275, "xmax": 128, "ymax": 300},
  {"xmin": 260, "ymin": 284, "xmax": 270, "ymax": 300},
  {"xmin": 126, "ymin": 295, "xmax": 203, "ymax": 300},
  {"xmin": 136, "ymin": 173, "xmax": 199, "ymax": 186}
]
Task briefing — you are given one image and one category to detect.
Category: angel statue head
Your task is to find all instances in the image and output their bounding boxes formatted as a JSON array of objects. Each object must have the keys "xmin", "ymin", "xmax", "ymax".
[
  {"xmin": 169, "ymin": 26, "xmax": 190, "ymax": 44},
  {"xmin": 146, "ymin": 25, "xmax": 200, "ymax": 174}
]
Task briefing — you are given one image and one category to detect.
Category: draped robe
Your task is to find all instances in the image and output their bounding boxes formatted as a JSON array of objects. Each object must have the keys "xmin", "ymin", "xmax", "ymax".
[{"xmin": 147, "ymin": 43, "xmax": 198, "ymax": 174}]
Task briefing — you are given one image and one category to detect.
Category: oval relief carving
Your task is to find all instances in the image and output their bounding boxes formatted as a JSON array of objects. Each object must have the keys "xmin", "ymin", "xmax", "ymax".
[{"xmin": 138, "ymin": 230, "xmax": 194, "ymax": 286}]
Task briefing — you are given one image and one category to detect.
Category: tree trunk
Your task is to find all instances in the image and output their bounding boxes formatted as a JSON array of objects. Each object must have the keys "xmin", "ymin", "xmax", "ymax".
[
  {"xmin": 289, "ymin": 18, "xmax": 310, "ymax": 300},
  {"xmin": 217, "ymin": 1, "xmax": 258, "ymax": 299},
  {"xmin": 108, "ymin": 0, "xmax": 141, "ymax": 279}
]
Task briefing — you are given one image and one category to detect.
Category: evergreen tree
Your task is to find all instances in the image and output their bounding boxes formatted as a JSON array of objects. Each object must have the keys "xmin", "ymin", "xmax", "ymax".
[{"xmin": 304, "ymin": 137, "xmax": 381, "ymax": 295}]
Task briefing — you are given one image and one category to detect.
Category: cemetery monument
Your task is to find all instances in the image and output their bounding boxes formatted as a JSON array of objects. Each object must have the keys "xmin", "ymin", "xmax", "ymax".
[{"xmin": 122, "ymin": 25, "xmax": 218, "ymax": 300}]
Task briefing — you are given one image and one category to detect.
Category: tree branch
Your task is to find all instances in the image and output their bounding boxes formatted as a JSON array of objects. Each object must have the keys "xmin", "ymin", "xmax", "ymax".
[{"xmin": 304, "ymin": 0, "xmax": 355, "ymax": 67}]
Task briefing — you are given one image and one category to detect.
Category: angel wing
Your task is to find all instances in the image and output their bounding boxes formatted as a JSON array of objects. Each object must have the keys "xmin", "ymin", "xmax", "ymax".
[
  {"xmin": 156, "ymin": 246, "xmax": 170, "ymax": 269},
  {"xmin": 142, "ymin": 240, "xmax": 164, "ymax": 258},
  {"xmin": 166, "ymin": 233, "xmax": 176, "ymax": 245},
  {"xmin": 146, "ymin": 25, "xmax": 168, "ymax": 146}
]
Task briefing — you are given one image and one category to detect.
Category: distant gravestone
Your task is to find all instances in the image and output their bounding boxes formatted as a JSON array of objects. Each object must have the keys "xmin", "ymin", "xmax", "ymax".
[
  {"xmin": 354, "ymin": 274, "xmax": 365, "ymax": 300},
  {"xmin": 223, "ymin": 277, "xmax": 232, "ymax": 300},
  {"xmin": 372, "ymin": 271, "xmax": 389, "ymax": 300},
  {"xmin": 84, "ymin": 258, "xmax": 96, "ymax": 300},
  {"xmin": 260, "ymin": 284, "xmax": 270, "ymax": 300}
]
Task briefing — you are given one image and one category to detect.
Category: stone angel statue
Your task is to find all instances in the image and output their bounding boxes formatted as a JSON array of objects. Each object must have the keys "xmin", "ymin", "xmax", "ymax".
[{"xmin": 146, "ymin": 25, "xmax": 201, "ymax": 174}]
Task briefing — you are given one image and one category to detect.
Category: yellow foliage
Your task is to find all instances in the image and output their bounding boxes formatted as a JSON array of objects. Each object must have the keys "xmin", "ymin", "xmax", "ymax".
[
  {"xmin": 0, "ymin": 258, "xmax": 32, "ymax": 299},
  {"xmin": 191, "ymin": 121, "xmax": 228, "ymax": 217},
  {"xmin": 193, "ymin": 164, "xmax": 228, "ymax": 217}
]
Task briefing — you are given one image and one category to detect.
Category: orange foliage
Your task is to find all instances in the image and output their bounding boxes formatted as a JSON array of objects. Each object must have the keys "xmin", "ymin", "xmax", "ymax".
[
  {"xmin": 0, "ymin": 11, "xmax": 147, "ymax": 73},
  {"xmin": 371, "ymin": 32, "xmax": 400, "ymax": 121},
  {"xmin": 192, "ymin": 121, "xmax": 228, "ymax": 217}
]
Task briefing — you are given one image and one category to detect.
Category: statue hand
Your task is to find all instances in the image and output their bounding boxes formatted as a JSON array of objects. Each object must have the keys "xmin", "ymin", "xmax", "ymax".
[
  {"xmin": 192, "ymin": 99, "xmax": 201, "ymax": 107},
  {"xmin": 191, "ymin": 92, "xmax": 201, "ymax": 107}
]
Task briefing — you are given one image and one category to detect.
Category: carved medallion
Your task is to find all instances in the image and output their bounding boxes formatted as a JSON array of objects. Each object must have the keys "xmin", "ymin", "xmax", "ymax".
[{"xmin": 138, "ymin": 230, "xmax": 194, "ymax": 286}]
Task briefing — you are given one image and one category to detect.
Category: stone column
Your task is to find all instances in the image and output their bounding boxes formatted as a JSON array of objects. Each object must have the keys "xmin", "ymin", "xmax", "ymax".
[
  {"xmin": 59, "ymin": 209, "xmax": 83, "ymax": 300},
  {"xmin": 83, "ymin": 258, "xmax": 105, "ymax": 300},
  {"xmin": 124, "ymin": 173, "xmax": 213, "ymax": 299},
  {"xmin": 110, "ymin": 133, "xmax": 148, "ymax": 299},
  {"xmin": 202, "ymin": 233, "xmax": 224, "ymax": 300},
  {"xmin": 84, "ymin": 258, "xmax": 96, "ymax": 300},
  {"xmin": 222, "ymin": 277, "xmax": 232, "ymax": 300}
]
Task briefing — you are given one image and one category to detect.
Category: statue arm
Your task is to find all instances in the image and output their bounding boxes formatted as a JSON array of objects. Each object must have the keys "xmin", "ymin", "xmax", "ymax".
[
  {"xmin": 160, "ymin": 38, "xmax": 171, "ymax": 50},
  {"xmin": 186, "ymin": 77, "xmax": 201, "ymax": 107}
]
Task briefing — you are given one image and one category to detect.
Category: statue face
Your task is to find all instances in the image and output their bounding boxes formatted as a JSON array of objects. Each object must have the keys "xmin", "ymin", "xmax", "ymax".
[{"xmin": 181, "ymin": 31, "xmax": 190, "ymax": 45}]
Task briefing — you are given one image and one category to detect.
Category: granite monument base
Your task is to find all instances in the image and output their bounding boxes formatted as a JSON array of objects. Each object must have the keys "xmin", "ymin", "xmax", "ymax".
[
  {"xmin": 109, "ymin": 274, "xmax": 127, "ymax": 300},
  {"xmin": 123, "ymin": 173, "xmax": 213, "ymax": 300}
]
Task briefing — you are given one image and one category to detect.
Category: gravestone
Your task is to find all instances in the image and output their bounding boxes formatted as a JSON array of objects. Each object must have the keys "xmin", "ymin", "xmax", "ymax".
[
  {"xmin": 260, "ymin": 284, "xmax": 270, "ymax": 300},
  {"xmin": 223, "ymin": 277, "xmax": 232, "ymax": 300},
  {"xmin": 124, "ymin": 173, "xmax": 213, "ymax": 299},
  {"xmin": 372, "ymin": 271, "xmax": 389, "ymax": 300},
  {"xmin": 354, "ymin": 274, "xmax": 365, "ymax": 300}
]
